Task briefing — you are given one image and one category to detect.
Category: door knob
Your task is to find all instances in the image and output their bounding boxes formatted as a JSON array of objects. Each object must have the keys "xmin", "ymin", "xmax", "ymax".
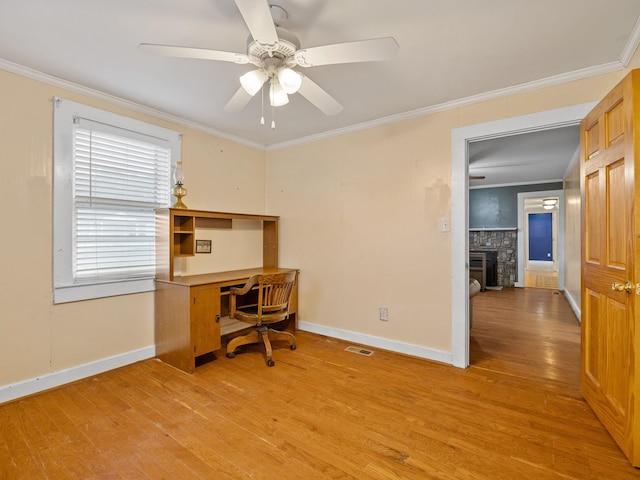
[{"xmin": 611, "ymin": 281, "xmax": 633, "ymax": 294}]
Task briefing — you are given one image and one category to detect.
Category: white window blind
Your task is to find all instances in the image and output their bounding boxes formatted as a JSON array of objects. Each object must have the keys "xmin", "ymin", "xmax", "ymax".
[
  {"xmin": 53, "ymin": 98, "xmax": 181, "ymax": 303},
  {"xmin": 73, "ymin": 121, "xmax": 170, "ymax": 281}
]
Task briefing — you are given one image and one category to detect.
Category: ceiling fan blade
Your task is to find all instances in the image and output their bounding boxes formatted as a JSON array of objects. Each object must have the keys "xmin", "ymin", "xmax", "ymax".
[
  {"xmin": 224, "ymin": 87, "xmax": 254, "ymax": 113},
  {"xmin": 234, "ymin": 0, "xmax": 278, "ymax": 46},
  {"xmin": 297, "ymin": 76, "xmax": 343, "ymax": 116},
  {"xmin": 294, "ymin": 37, "xmax": 399, "ymax": 67},
  {"xmin": 139, "ymin": 44, "xmax": 250, "ymax": 64}
]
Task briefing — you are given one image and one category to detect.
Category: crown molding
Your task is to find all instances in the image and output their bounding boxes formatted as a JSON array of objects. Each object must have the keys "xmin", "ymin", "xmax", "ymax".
[
  {"xmin": 0, "ymin": 58, "xmax": 265, "ymax": 150},
  {"xmin": 0, "ymin": 56, "xmax": 626, "ymax": 153},
  {"xmin": 469, "ymin": 179, "xmax": 564, "ymax": 190},
  {"xmin": 621, "ymin": 15, "xmax": 640, "ymax": 66},
  {"xmin": 267, "ymin": 61, "xmax": 624, "ymax": 151}
]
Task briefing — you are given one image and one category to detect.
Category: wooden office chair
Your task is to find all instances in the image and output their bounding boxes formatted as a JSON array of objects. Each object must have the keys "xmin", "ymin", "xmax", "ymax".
[{"xmin": 226, "ymin": 271, "xmax": 297, "ymax": 366}]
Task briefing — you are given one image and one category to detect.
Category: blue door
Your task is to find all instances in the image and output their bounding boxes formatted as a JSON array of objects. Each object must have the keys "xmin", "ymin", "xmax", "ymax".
[{"xmin": 528, "ymin": 213, "xmax": 553, "ymax": 261}]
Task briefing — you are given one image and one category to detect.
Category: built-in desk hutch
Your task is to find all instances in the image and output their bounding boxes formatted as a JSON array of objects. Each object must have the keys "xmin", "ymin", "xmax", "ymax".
[{"xmin": 154, "ymin": 208, "xmax": 298, "ymax": 373}]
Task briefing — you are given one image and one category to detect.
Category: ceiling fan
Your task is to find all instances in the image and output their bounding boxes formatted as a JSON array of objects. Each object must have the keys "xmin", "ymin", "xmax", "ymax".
[{"xmin": 139, "ymin": 0, "xmax": 399, "ymax": 121}]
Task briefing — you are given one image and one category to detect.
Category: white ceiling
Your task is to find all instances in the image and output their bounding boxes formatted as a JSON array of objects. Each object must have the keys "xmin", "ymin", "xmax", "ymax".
[
  {"xmin": 1, "ymin": 0, "xmax": 639, "ymax": 156},
  {"xmin": 468, "ymin": 125, "xmax": 580, "ymax": 188}
]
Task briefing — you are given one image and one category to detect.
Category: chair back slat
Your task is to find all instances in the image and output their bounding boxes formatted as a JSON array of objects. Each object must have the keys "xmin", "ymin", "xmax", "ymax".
[
  {"xmin": 230, "ymin": 271, "xmax": 297, "ymax": 325},
  {"xmin": 259, "ymin": 272, "xmax": 296, "ymax": 315}
]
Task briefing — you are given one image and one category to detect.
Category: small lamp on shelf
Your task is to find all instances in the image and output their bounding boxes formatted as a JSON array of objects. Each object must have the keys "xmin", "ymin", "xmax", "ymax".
[{"xmin": 172, "ymin": 161, "xmax": 188, "ymax": 209}]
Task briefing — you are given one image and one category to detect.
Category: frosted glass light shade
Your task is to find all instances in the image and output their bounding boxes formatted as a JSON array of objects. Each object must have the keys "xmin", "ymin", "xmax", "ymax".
[
  {"xmin": 277, "ymin": 68, "xmax": 302, "ymax": 94},
  {"xmin": 240, "ymin": 70, "xmax": 268, "ymax": 96},
  {"xmin": 174, "ymin": 161, "xmax": 184, "ymax": 184},
  {"xmin": 270, "ymin": 81, "xmax": 289, "ymax": 106}
]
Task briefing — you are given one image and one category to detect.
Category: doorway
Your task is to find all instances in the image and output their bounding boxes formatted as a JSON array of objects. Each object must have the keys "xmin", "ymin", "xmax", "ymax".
[
  {"xmin": 526, "ymin": 205, "xmax": 557, "ymax": 288},
  {"xmin": 528, "ymin": 212, "xmax": 553, "ymax": 262},
  {"xmin": 450, "ymin": 102, "xmax": 596, "ymax": 368},
  {"xmin": 515, "ymin": 190, "xmax": 564, "ymax": 290}
]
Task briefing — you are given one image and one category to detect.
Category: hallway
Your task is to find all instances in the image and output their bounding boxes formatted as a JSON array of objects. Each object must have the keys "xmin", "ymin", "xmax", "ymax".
[
  {"xmin": 470, "ymin": 287, "xmax": 580, "ymax": 386},
  {"xmin": 524, "ymin": 260, "xmax": 559, "ymax": 289},
  {"xmin": 524, "ymin": 269, "xmax": 559, "ymax": 289}
]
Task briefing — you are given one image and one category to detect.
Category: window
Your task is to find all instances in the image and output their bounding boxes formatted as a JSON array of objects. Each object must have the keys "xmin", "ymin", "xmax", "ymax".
[{"xmin": 53, "ymin": 98, "xmax": 181, "ymax": 303}]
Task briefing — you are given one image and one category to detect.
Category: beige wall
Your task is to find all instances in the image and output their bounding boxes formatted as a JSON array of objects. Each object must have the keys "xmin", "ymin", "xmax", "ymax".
[
  {"xmin": 266, "ymin": 113, "xmax": 456, "ymax": 351},
  {"xmin": 564, "ymin": 158, "xmax": 582, "ymax": 317},
  {"xmin": 2, "ymin": 50, "xmax": 639, "ymax": 394},
  {"xmin": 0, "ymin": 69, "xmax": 265, "ymax": 389},
  {"xmin": 266, "ymin": 55, "xmax": 640, "ymax": 354}
]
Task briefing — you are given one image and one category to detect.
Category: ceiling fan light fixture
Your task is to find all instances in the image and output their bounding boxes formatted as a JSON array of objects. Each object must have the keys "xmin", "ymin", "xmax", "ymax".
[
  {"xmin": 277, "ymin": 67, "xmax": 302, "ymax": 94},
  {"xmin": 542, "ymin": 198, "xmax": 558, "ymax": 206},
  {"xmin": 140, "ymin": 1, "xmax": 398, "ymax": 119},
  {"xmin": 269, "ymin": 80, "xmax": 289, "ymax": 106},
  {"xmin": 240, "ymin": 69, "xmax": 268, "ymax": 96}
]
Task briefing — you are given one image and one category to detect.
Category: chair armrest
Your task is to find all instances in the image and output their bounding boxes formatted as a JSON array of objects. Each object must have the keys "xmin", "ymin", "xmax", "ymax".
[
  {"xmin": 230, "ymin": 275, "xmax": 260, "ymax": 296},
  {"xmin": 229, "ymin": 275, "xmax": 260, "ymax": 319}
]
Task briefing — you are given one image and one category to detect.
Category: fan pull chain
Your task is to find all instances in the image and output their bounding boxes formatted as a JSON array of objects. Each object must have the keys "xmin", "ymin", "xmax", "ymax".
[
  {"xmin": 260, "ymin": 84, "xmax": 265, "ymax": 126},
  {"xmin": 270, "ymin": 80, "xmax": 276, "ymax": 129}
]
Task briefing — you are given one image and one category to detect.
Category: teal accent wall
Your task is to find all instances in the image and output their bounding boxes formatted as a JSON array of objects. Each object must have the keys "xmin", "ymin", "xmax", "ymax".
[{"xmin": 469, "ymin": 183, "xmax": 562, "ymax": 229}]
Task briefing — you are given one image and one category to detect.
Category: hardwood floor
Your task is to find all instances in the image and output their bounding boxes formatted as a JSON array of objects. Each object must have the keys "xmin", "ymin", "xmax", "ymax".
[
  {"xmin": 471, "ymin": 287, "xmax": 578, "ymax": 385},
  {"xmin": 524, "ymin": 268, "xmax": 559, "ymax": 289},
  {"xmin": 1, "ymin": 290, "xmax": 639, "ymax": 479}
]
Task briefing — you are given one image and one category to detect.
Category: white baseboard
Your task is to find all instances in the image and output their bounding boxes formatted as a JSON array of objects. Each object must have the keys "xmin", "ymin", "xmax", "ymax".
[
  {"xmin": 563, "ymin": 289, "xmax": 581, "ymax": 323},
  {"xmin": 0, "ymin": 346, "xmax": 156, "ymax": 405},
  {"xmin": 298, "ymin": 321, "xmax": 453, "ymax": 365}
]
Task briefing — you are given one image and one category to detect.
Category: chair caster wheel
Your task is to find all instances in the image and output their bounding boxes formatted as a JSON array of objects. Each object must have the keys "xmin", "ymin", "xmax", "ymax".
[
  {"xmin": 290, "ymin": 344, "xmax": 297, "ymax": 351},
  {"xmin": 267, "ymin": 359, "xmax": 275, "ymax": 367},
  {"xmin": 226, "ymin": 352, "xmax": 236, "ymax": 359}
]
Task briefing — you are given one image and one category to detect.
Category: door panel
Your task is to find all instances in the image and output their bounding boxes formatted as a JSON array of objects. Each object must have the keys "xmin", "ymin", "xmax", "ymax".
[
  {"xmin": 582, "ymin": 288, "xmax": 601, "ymax": 386},
  {"xmin": 585, "ymin": 171, "xmax": 601, "ymax": 263},
  {"xmin": 581, "ymin": 70, "xmax": 639, "ymax": 466},
  {"xmin": 606, "ymin": 101, "xmax": 624, "ymax": 146},
  {"xmin": 585, "ymin": 119, "xmax": 600, "ymax": 157},
  {"xmin": 607, "ymin": 159, "xmax": 626, "ymax": 268},
  {"xmin": 605, "ymin": 297, "xmax": 630, "ymax": 416},
  {"xmin": 191, "ymin": 285, "xmax": 221, "ymax": 357}
]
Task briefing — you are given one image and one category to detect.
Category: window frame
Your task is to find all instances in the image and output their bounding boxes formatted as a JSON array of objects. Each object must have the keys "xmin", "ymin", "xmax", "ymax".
[{"xmin": 53, "ymin": 97, "xmax": 181, "ymax": 304}]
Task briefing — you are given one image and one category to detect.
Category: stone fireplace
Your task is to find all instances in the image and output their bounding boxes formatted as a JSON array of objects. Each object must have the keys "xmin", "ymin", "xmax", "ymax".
[{"xmin": 469, "ymin": 229, "xmax": 517, "ymax": 286}]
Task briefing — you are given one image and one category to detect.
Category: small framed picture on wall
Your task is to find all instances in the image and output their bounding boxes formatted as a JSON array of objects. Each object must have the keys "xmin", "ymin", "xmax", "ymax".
[{"xmin": 195, "ymin": 239, "xmax": 212, "ymax": 254}]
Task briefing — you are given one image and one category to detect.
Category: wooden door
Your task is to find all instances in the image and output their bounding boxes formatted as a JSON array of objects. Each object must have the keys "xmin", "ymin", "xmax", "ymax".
[
  {"xmin": 580, "ymin": 70, "xmax": 640, "ymax": 466},
  {"xmin": 191, "ymin": 285, "xmax": 221, "ymax": 357}
]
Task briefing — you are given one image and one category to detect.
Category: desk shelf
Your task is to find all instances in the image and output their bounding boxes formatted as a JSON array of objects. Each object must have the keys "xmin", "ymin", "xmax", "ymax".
[
  {"xmin": 220, "ymin": 316, "xmax": 250, "ymax": 336},
  {"xmin": 173, "ymin": 214, "xmax": 194, "ymax": 232},
  {"xmin": 156, "ymin": 208, "xmax": 280, "ymax": 281},
  {"xmin": 173, "ymin": 232, "xmax": 194, "ymax": 257}
]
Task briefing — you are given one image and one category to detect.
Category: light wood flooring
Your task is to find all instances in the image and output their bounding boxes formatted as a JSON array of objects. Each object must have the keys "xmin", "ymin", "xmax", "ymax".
[
  {"xmin": 1, "ymin": 289, "xmax": 639, "ymax": 479},
  {"xmin": 471, "ymin": 287, "xmax": 577, "ymax": 384},
  {"xmin": 524, "ymin": 269, "xmax": 559, "ymax": 289}
]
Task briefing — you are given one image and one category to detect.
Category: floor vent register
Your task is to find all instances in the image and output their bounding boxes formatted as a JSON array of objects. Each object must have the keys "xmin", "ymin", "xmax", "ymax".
[{"xmin": 345, "ymin": 346, "xmax": 374, "ymax": 356}]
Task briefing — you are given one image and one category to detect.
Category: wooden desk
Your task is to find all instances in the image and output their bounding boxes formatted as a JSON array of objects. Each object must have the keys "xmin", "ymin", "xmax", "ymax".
[{"xmin": 155, "ymin": 267, "xmax": 298, "ymax": 373}]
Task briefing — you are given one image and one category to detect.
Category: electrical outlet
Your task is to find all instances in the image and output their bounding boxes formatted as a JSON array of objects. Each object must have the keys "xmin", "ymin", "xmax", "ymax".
[{"xmin": 379, "ymin": 307, "xmax": 389, "ymax": 321}]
